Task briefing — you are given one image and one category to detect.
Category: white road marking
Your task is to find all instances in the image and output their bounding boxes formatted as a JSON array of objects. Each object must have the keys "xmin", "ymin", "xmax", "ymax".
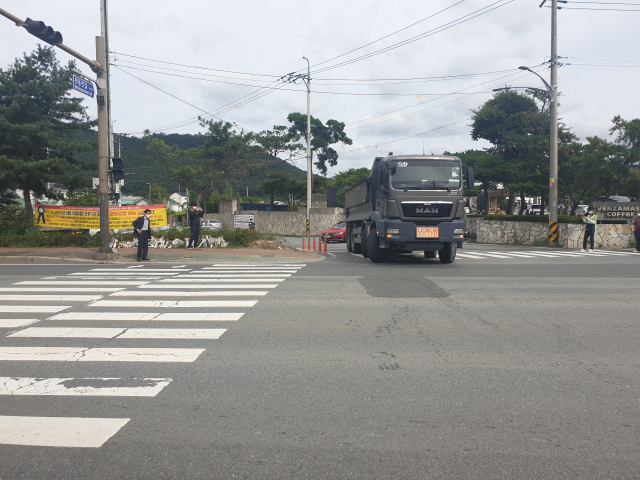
[
  {"xmin": 460, "ymin": 252, "xmax": 510, "ymax": 259},
  {"xmin": 110, "ymin": 290, "xmax": 267, "ymax": 297},
  {"xmin": 0, "ymin": 319, "xmax": 40, "ymax": 328},
  {"xmin": 0, "ymin": 416, "xmax": 129, "ymax": 448},
  {"xmin": 14, "ymin": 281, "xmax": 149, "ymax": 286},
  {"xmin": 118, "ymin": 328, "xmax": 226, "ymax": 339},
  {"xmin": 0, "ymin": 347, "xmax": 206, "ymax": 362},
  {"xmin": 455, "ymin": 254, "xmax": 481, "ymax": 259},
  {"xmin": 89, "ymin": 300, "xmax": 257, "ymax": 308},
  {"xmin": 0, "ymin": 306, "xmax": 70, "ymax": 313},
  {"xmin": 209, "ymin": 264, "xmax": 305, "ymax": 267},
  {"xmin": 127, "ymin": 265, "xmax": 144, "ymax": 268},
  {"xmin": 9, "ymin": 327, "xmax": 226, "ymax": 339},
  {"xmin": 46, "ymin": 312, "xmax": 244, "ymax": 321},
  {"xmin": 351, "ymin": 254, "xmax": 363, "ymax": 257},
  {"xmin": 0, "ymin": 377, "xmax": 171, "ymax": 397},
  {"xmin": 0, "ymin": 288, "xmax": 123, "ymax": 292},
  {"xmin": 90, "ymin": 268, "xmax": 191, "ymax": 272},
  {"xmin": 172, "ymin": 265, "xmax": 187, "ymax": 268},
  {"xmin": 176, "ymin": 274, "xmax": 291, "ymax": 278},
  {"xmin": 0, "ymin": 295, "xmax": 103, "ymax": 301},
  {"xmin": 159, "ymin": 278, "xmax": 282, "ymax": 283},
  {"xmin": 69, "ymin": 272, "xmax": 179, "ymax": 276},
  {"xmin": 196, "ymin": 270, "xmax": 298, "ymax": 273},
  {"xmin": 137, "ymin": 284, "xmax": 278, "ymax": 289}
]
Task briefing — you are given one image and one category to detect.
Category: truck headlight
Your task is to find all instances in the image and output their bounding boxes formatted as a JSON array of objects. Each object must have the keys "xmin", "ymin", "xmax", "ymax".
[
  {"xmin": 454, "ymin": 228, "xmax": 464, "ymax": 234},
  {"xmin": 386, "ymin": 228, "xmax": 400, "ymax": 234}
]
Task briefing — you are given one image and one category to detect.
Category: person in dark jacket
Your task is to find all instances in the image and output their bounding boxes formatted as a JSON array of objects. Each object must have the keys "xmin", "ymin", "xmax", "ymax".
[
  {"xmin": 580, "ymin": 207, "xmax": 597, "ymax": 252},
  {"xmin": 187, "ymin": 205, "xmax": 204, "ymax": 249},
  {"xmin": 133, "ymin": 209, "xmax": 152, "ymax": 261}
]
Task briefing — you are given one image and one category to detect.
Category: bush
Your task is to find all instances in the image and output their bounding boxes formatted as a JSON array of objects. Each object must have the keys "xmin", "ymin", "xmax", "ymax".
[{"xmin": 482, "ymin": 214, "xmax": 583, "ymax": 224}]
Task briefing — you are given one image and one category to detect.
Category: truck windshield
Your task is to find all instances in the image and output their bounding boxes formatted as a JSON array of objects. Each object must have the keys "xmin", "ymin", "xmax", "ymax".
[{"xmin": 391, "ymin": 160, "xmax": 461, "ymax": 190}]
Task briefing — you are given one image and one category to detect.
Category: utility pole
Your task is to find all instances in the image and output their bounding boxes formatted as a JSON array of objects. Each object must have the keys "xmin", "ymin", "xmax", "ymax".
[
  {"xmin": 148, "ymin": 183, "xmax": 152, "ymax": 204},
  {"xmin": 303, "ymin": 57, "xmax": 312, "ymax": 234},
  {"xmin": 548, "ymin": 0, "xmax": 559, "ymax": 243},
  {"xmin": 278, "ymin": 62, "xmax": 312, "ymax": 233}
]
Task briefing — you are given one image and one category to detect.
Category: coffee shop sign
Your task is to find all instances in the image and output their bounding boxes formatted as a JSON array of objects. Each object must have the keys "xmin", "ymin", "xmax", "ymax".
[{"xmin": 593, "ymin": 202, "xmax": 640, "ymax": 220}]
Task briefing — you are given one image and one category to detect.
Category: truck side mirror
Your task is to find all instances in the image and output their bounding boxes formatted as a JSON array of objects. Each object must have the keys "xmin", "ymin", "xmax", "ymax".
[
  {"xmin": 467, "ymin": 167, "xmax": 475, "ymax": 190},
  {"xmin": 388, "ymin": 162, "xmax": 398, "ymax": 175}
]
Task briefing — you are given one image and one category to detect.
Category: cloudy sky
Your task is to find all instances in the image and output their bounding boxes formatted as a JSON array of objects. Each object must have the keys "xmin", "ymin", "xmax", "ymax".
[{"xmin": 1, "ymin": 0, "xmax": 638, "ymax": 178}]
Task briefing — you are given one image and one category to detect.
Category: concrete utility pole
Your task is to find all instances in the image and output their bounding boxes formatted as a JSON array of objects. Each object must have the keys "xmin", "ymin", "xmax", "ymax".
[
  {"xmin": 548, "ymin": 0, "xmax": 559, "ymax": 243},
  {"xmin": 304, "ymin": 56, "xmax": 312, "ymax": 234}
]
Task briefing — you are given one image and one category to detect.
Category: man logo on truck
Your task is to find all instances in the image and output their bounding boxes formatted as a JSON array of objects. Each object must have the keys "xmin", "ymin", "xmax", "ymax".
[{"xmin": 416, "ymin": 207, "xmax": 438, "ymax": 214}]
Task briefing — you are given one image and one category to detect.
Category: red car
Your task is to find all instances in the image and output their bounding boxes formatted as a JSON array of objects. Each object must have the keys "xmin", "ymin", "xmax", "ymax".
[{"xmin": 321, "ymin": 222, "xmax": 347, "ymax": 242}]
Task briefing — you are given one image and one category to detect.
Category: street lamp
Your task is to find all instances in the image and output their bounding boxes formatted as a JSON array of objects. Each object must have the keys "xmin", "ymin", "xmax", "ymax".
[
  {"xmin": 518, "ymin": 65, "xmax": 559, "ymax": 238},
  {"xmin": 147, "ymin": 182, "xmax": 151, "ymax": 205}
]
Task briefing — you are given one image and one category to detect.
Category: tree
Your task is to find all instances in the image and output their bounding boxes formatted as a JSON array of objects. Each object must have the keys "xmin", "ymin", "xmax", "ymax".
[
  {"xmin": 146, "ymin": 119, "xmax": 261, "ymax": 213},
  {"xmin": 456, "ymin": 150, "xmax": 504, "ymax": 214},
  {"xmin": 286, "ymin": 113, "xmax": 352, "ymax": 176},
  {"xmin": 134, "ymin": 183, "xmax": 170, "ymax": 204},
  {"xmin": 603, "ymin": 116, "xmax": 640, "ymax": 197},
  {"xmin": 64, "ymin": 190, "xmax": 99, "ymax": 207},
  {"xmin": 258, "ymin": 172, "xmax": 306, "ymax": 204},
  {"xmin": 330, "ymin": 167, "xmax": 371, "ymax": 187},
  {"xmin": 0, "ymin": 46, "xmax": 95, "ymax": 223},
  {"xmin": 254, "ymin": 125, "xmax": 303, "ymax": 205}
]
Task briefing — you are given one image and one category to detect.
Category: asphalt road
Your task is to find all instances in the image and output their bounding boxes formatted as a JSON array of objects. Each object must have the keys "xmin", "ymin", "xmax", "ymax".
[{"xmin": 1, "ymin": 243, "xmax": 639, "ymax": 479}]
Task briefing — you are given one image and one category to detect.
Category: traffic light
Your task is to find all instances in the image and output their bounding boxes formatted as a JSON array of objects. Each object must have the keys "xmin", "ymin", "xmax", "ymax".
[
  {"xmin": 110, "ymin": 157, "xmax": 125, "ymax": 182},
  {"xmin": 24, "ymin": 18, "xmax": 63, "ymax": 46}
]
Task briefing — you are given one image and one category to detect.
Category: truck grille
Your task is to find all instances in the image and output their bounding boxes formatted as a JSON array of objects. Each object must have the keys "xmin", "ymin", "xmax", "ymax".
[{"xmin": 401, "ymin": 202, "xmax": 452, "ymax": 217}]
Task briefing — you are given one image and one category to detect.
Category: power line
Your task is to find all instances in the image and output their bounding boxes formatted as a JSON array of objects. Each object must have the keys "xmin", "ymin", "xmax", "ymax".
[
  {"xmin": 113, "ymin": 64, "xmax": 496, "ymax": 96},
  {"xmin": 110, "ymin": 51, "xmax": 279, "ymax": 78},
  {"xmin": 563, "ymin": 56, "xmax": 640, "ymax": 61},
  {"xmin": 309, "ymin": 0, "xmax": 517, "ymax": 75},
  {"xmin": 566, "ymin": 1, "xmax": 640, "ymax": 3},
  {"xmin": 567, "ymin": 63, "xmax": 640, "ymax": 66},
  {"xmin": 556, "ymin": 5, "xmax": 640, "ymax": 8}
]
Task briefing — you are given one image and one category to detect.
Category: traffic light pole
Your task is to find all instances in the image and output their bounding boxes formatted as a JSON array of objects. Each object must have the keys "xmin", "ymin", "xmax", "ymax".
[
  {"xmin": 0, "ymin": 7, "xmax": 112, "ymax": 253},
  {"xmin": 96, "ymin": 35, "xmax": 111, "ymax": 254}
]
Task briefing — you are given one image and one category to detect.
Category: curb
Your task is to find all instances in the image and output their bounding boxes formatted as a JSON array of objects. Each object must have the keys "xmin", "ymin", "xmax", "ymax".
[{"xmin": 0, "ymin": 256, "xmax": 103, "ymax": 265}]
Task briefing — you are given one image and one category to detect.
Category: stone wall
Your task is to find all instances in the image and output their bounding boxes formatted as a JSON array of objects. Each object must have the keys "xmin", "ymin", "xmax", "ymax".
[
  {"xmin": 204, "ymin": 208, "xmax": 345, "ymax": 236},
  {"xmin": 465, "ymin": 217, "xmax": 634, "ymax": 249}
]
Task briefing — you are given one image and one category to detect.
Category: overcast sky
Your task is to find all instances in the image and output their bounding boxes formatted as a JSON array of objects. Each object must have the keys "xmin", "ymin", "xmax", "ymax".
[{"xmin": 2, "ymin": 0, "xmax": 638, "ymax": 179}]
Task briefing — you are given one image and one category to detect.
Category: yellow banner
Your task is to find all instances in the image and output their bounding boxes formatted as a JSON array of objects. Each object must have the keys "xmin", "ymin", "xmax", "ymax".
[{"xmin": 35, "ymin": 204, "xmax": 167, "ymax": 230}]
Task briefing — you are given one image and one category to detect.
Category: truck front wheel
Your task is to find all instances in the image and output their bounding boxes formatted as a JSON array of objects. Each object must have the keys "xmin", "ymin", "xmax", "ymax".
[
  {"xmin": 346, "ymin": 226, "xmax": 353, "ymax": 252},
  {"xmin": 367, "ymin": 226, "xmax": 389, "ymax": 263},
  {"xmin": 438, "ymin": 242, "xmax": 456, "ymax": 264}
]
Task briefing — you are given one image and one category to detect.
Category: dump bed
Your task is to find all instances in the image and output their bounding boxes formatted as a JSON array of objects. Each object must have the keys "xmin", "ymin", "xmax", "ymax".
[{"xmin": 344, "ymin": 177, "xmax": 369, "ymax": 209}]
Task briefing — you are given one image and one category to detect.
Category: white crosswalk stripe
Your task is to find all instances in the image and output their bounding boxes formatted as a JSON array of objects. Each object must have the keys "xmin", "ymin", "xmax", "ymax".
[
  {"xmin": 9, "ymin": 327, "xmax": 227, "ymax": 339},
  {"xmin": 0, "ymin": 416, "xmax": 130, "ymax": 448},
  {"xmin": 0, "ymin": 377, "xmax": 171, "ymax": 397},
  {"xmin": 0, "ymin": 263, "xmax": 304, "ymax": 448},
  {"xmin": 456, "ymin": 249, "xmax": 639, "ymax": 261},
  {"xmin": 0, "ymin": 347, "xmax": 206, "ymax": 362},
  {"xmin": 47, "ymin": 312, "xmax": 244, "ymax": 321}
]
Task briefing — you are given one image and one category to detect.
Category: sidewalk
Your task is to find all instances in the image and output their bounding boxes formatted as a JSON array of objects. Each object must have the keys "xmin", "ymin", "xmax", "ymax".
[{"xmin": 0, "ymin": 246, "xmax": 320, "ymax": 264}]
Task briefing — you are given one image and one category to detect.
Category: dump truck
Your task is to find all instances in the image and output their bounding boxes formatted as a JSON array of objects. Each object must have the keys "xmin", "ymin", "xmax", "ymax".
[{"xmin": 344, "ymin": 154, "xmax": 474, "ymax": 263}]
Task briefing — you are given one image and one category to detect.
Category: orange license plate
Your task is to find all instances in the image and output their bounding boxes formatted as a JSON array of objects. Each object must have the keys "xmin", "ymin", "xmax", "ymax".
[{"xmin": 416, "ymin": 227, "xmax": 439, "ymax": 238}]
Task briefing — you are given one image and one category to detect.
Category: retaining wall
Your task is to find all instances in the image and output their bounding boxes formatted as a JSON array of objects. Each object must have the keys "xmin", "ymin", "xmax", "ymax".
[
  {"xmin": 464, "ymin": 216, "xmax": 633, "ymax": 249},
  {"xmin": 205, "ymin": 208, "xmax": 345, "ymax": 236}
]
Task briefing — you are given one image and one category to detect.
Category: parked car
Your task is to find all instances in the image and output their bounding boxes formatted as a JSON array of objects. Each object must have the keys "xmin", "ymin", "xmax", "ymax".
[
  {"xmin": 201, "ymin": 219, "xmax": 223, "ymax": 230},
  {"xmin": 575, "ymin": 205, "xmax": 589, "ymax": 216},
  {"xmin": 321, "ymin": 222, "xmax": 347, "ymax": 242},
  {"xmin": 527, "ymin": 204, "xmax": 548, "ymax": 215}
]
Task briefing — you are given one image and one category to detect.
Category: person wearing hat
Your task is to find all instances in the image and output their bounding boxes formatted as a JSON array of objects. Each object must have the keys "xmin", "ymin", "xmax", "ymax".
[
  {"xmin": 187, "ymin": 204, "xmax": 204, "ymax": 249},
  {"xmin": 580, "ymin": 207, "xmax": 597, "ymax": 253},
  {"xmin": 633, "ymin": 210, "xmax": 640, "ymax": 253},
  {"xmin": 133, "ymin": 209, "xmax": 153, "ymax": 261}
]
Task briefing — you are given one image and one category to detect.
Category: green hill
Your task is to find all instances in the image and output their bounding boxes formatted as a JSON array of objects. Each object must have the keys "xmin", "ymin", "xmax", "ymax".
[{"xmin": 73, "ymin": 130, "xmax": 308, "ymax": 198}]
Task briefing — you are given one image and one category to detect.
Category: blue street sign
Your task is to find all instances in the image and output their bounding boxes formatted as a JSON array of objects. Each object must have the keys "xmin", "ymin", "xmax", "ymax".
[{"xmin": 73, "ymin": 75, "xmax": 94, "ymax": 98}]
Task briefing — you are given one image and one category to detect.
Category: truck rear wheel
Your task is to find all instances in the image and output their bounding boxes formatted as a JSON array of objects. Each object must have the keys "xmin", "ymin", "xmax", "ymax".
[
  {"xmin": 424, "ymin": 250, "xmax": 437, "ymax": 259},
  {"xmin": 438, "ymin": 242, "xmax": 456, "ymax": 264},
  {"xmin": 361, "ymin": 224, "xmax": 369, "ymax": 258},
  {"xmin": 367, "ymin": 227, "xmax": 388, "ymax": 263}
]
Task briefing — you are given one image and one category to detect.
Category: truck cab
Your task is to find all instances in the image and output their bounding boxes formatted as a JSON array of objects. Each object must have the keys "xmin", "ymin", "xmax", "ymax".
[{"xmin": 345, "ymin": 154, "xmax": 473, "ymax": 263}]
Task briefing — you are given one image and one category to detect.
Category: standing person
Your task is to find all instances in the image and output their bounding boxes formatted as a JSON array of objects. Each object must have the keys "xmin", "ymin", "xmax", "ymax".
[
  {"xmin": 633, "ymin": 211, "xmax": 640, "ymax": 253},
  {"xmin": 580, "ymin": 207, "xmax": 597, "ymax": 253},
  {"xmin": 187, "ymin": 204, "xmax": 204, "ymax": 249},
  {"xmin": 133, "ymin": 209, "xmax": 153, "ymax": 261}
]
